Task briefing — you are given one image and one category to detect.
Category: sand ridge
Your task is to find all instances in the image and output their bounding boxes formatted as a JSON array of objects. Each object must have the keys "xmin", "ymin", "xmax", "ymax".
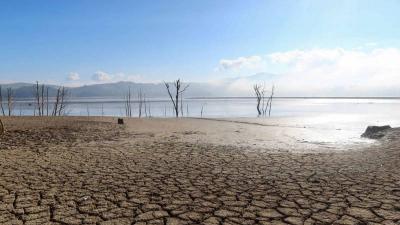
[{"xmin": 0, "ymin": 117, "xmax": 399, "ymax": 225}]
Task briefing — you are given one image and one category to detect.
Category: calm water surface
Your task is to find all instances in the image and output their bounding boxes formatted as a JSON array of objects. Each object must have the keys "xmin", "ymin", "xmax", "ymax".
[
  {"xmin": 10, "ymin": 97, "xmax": 400, "ymax": 139},
  {"xmin": 7, "ymin": 97, "xmax": 400, "ymax": 148}
]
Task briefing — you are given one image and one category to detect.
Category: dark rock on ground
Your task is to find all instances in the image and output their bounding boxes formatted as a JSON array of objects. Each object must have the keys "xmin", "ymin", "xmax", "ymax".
[{"xmin": 361, "ymin": 125, "xmax": 391, "ymax": 139}]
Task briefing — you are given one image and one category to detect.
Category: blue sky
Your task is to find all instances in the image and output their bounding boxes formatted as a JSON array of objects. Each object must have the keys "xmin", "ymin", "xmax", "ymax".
[{"xmin": 1, "ymin": 0, "xmax": 400, "ymax": 95}]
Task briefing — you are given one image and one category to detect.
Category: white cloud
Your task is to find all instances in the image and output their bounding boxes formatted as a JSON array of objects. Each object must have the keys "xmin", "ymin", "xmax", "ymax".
[
  {"xmin": 216, "ymin": 48, "xmax": 400, "ymax": 96},
  {"xmin": 270, "ymin": 48, "xmax": 400, "ymax": 94},
  {"xmin": 67, "ymin": 72, "xmax": 80, "ymax": 81},
  {"xmin": 218, "ymin": 55, "xmax": 263, "ymax": 71},
  {"xmin": 92, "ymin": 71, "xmax": 112, "ymax": 82},
  {"xmin": 88, "ymin": 71, "xmax": 157, "ymax": 84},
  {"xmin": 112, "ymin": 73, "xmax": 155, "ymax": 83}
]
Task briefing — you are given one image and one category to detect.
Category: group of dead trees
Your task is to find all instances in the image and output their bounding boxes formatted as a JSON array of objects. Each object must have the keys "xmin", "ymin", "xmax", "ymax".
[
  {"xmin": 124, "ymin": 79, "xmax": 189, "ymax": 118},
  {"xmin": 0, "ymin": 82, "xmax": 68, "ymax": 117},
  {"xmin": 33, "ymin": 82, "xmax": 68, "ymax": 116},
  {"xmin": 254, "ymin": 83, "xmax": 275, "ymax": 117},
  {"xmin": 124, "ymin": 88, "xmax": 150, "ymax": 118},
  {"xmin": 0, "ymin": 86, "xmax": 15, "ymax": 135},
  {"xmin": 0, "ymin": 86, "xmax": 14, "ymax": 116},
  {"xmin": 0, "ymin": 79, "xmax": 275, "ymax": 120}
]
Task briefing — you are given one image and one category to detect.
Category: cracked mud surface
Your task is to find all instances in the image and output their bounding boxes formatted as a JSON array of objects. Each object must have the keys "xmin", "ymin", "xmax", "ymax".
[{"xmin": 0, "ymin": 117, "xmax": 399, "ymax": 225}]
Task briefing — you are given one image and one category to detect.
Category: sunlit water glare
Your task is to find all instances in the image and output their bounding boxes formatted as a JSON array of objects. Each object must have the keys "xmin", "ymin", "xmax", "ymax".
[{"xmin": 10, "ymin": 97, "xmax": 400, "ymax": 149}]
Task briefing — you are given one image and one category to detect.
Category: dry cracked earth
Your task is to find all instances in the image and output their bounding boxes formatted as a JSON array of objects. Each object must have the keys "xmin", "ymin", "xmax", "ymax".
[{"xmin": 0, "ymin": 117, "xmax": 399, "ymax": 225}]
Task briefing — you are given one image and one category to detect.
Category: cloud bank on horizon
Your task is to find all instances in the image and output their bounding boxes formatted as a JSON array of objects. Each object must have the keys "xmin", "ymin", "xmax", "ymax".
[
  {"xmin": 7, "ymin": 47, "xmax": 399, "ymax": 97},
  {"xmin": 216, "ymin": 47, "xmax": 400, "ymax": 97}
]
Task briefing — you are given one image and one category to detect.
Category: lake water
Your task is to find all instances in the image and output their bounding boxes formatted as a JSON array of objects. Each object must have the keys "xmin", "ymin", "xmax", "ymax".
[
  {"xmin": 6, "ymin": 97, "xmax": 400, "ymax": 148},
  {"xmin": 9, "ymin": 97, "xmax": 399, "ymax": 119},
  {"xmin": 8, "ymin": 97, "xmax": 400, "ymax": 130},
  {"xmin": 7, "ymin": 98, "xmax": 400, "ymax": 121}
]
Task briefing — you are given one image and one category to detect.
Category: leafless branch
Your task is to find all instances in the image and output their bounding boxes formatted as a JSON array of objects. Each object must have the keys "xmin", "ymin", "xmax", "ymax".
[
  {"xmin": 6, "ymin": 88, "xmax": 14, "ymax": 116},
  {"xmin": 164, "ymin": 78, "xmax": 189, "ymax": 117},
  {"xmin": 0, "ymin": 86, "xmax": 5, "ymax": 116}
]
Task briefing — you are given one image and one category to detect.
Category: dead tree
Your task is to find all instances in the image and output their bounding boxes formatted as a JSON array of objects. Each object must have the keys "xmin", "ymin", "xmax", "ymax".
[
  {"xmin": 35, "ymin": 82, "xmax": 42, "ymax": 116},
  {"xmin": 41, "ymin": 84, "xmax": 44, "ymax": 116},
  {"xmin": 138, "ymin": 89, "xmax": 144, "ymax": 118},
  {"xmin": 52, "ymin": 86, "xmax": 67, "ymax": 116},
  {"xmin": 86, "ymin": 104, "xmax": 90, "ymax": 117},
  {"xmin": 34, "ymin": 82, "xmax": 48, "ymax": 116},
  {"xmin": 268, "ymin": 85, "xmax": 275, "ymax": 117},
  {"xmin": 0, "ymin": 86, "xmax": 5, "ymax": 116},
  {"xmin": 124, "ymin": 87, "xmax": 133, "ymax": 117},
  {"xmin": 253, "ymin": 84, "xmax": 264, "ymax": 116},
  {"xmin": 58, "ymin": 87, "xmax": 67, "ymax": 116},
  {"xmin": 0, "ymin": 118, "xmax": 4, "ymax": 135},
  {"xmin": 144, "ymin": 95, "xmax": 148, "ymax": 117},
  {"xmin": 164, "ymin": 79, "xmax": 189, "ymax": 118},
  {"xmin": 180, "ymin": 93, "xmax": 184, "ymax": 117},
  {"xmin": 254, "ymin": 84, "xmax": 275, "ymax": 117},
  {"xmin": 46, "ymin": 87, "xmax": 49, "ymax": 116},
  {"xmin": 147, "ymin": 102, "xmax": 152, "ymax": 117},
  {"xmin": 6, "ymin": 88, "xmax": 14, "ymax": 116},
  {"xmin": 0, "ymin": 85, "xmax": 4, "ymax": 133},
  {"xmin": 52, "ymin": 88, "xmax": 60, "ymax": 116},
  {"xmin": 35, "ymin": 82, "xmax": 40, "ymax": 115}
]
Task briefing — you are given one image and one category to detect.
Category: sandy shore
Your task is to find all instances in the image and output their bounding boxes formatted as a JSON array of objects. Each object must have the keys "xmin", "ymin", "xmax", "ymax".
[{"xmin": 0, "ymin": 116, "xmax": 399, "ymax": 225}]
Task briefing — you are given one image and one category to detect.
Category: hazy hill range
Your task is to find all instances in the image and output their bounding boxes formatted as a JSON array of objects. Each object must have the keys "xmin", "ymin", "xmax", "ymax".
[
  {"xmin": 0, "ymin": 73, "xmax": 277, "ymax": 98},
  {"xmin": 0, "ymin": 81, "xmax": 239, "ymax": 98}
]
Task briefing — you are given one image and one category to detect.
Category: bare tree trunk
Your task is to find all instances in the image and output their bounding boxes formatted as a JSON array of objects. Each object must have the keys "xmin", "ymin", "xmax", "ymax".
[
  {"xmin": 180, "ymin": 93, "xmax": 183, "ymax": 117},
  {"xmin": 138, "ymin": 89, "xmax": 143, "ymax": 118},
  {"xmin": 0, "ymin": 86, "xmax": 5, "ymax": 116},
  {"xmin": 52, "ymin": 86, "xmax": 67, "ymax": 116},
  {"xmin": 7, "ymin": 88, "xmax": 14, "ymax": 116},
  {"xmin": 254, "ymin": 83, "xmax": 274, "ymax": 117},
  {"xmin": 148, "ymin": 102, "xmax": 151, "ymax": 117},
  {"xmin": 144, "ymin": 94, "xmax": 148, "ymax": 117},
  {"xmin": 164, "ymin": 79, "xmax": 189, "ymax": 118},
  {"xmin": 124, "ymin": 87, "xmax": 132, "ymax": 117},
  {"xmin": 0, "ymin": 117, "xmax": 4, "ymax": 135},
  {"xmin": 52, "ymin": 88, "xmax": 60, "ymax": 116},
  {"xmin": 86, "ymin": 104, "xmax": 90, "ymax": 117},
  {"xmin": 268, "ymin": 85, "xmax": 275, "ymax": 117},
  {"xmin": 58, "ymin": 87, "xmax": 67, "ymax": 116},
  {"xmin": 46, "ymin": 87, "xmax": 49, "ymax": 116},
  {"xmin": 33, "ymin": 82, "xmax": 47, "ymax": 116},
  {"xmin": 253, "ymin": 84, "xmax": 262, "ymax": 116},
  {"xmin": 35, "ymin": 81, "xmax": 41, "ymax": 116},
  {"xmin": 41, "ymin": 84, "xmax": 45, "ymax": 116}
]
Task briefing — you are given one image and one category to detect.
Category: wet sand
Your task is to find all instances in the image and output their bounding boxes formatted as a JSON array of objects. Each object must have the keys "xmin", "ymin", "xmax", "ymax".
[{"xmin": 0, "ymin": 116, "xmax": 399, "ymax": 225}]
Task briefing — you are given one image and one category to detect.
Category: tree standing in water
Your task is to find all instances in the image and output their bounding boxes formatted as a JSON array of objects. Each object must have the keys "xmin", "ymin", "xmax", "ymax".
[{"xmin": 164, "ymin": 79, "xmax": 189, "ymax": 118}]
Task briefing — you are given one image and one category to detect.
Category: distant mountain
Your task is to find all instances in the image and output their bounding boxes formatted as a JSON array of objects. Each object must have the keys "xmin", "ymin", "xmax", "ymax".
[
  {"xmin": 0, "ymin": 81, "xmax": 239, "ymax": 98},
  {"xmin": 0, "ymin": 84, "xmax": 61, "ymax": 98},
  {"xmin": 70, "ymin": 82, "xmax": 233, "ymax": 98},
  {"xmin": 0, "ymin": 74, "xmax": 276, "ymax": 98}
]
